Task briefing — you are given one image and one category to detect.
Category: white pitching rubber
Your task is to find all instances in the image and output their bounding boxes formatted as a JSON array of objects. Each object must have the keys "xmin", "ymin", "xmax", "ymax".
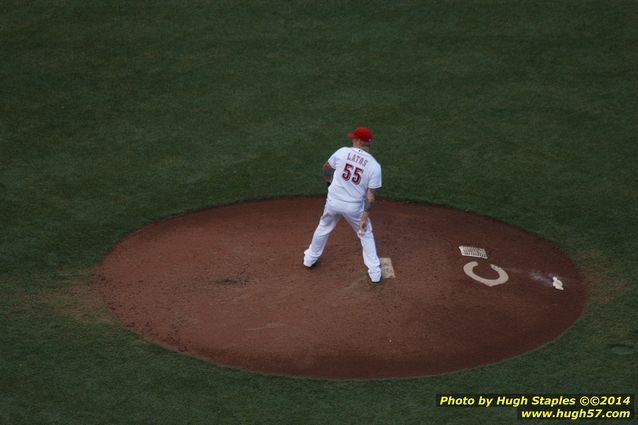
[{"xmin": 380, "ymin": 257, "xmax": 396, "ymax": 279}]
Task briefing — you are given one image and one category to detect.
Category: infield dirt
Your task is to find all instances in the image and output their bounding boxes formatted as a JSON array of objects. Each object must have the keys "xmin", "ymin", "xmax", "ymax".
[{"xmin": 97, "ymin": 198, "xmax": 586, "ymax": 379}]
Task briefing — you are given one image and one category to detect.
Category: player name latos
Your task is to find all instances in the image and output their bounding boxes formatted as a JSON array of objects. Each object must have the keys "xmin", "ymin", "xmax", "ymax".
[{"xmin": 346, "ymin": 152, "xmax": 369, "ymax": 167}]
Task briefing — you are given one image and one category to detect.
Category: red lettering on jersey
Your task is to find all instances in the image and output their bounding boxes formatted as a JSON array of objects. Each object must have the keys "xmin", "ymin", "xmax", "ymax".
[{"xmin": 348, "ymin": 152, "xmax": 369, "ymax": 167}]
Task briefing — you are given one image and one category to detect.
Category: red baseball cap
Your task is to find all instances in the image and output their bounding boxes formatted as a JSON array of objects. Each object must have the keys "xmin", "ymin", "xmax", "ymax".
[{"xmin": 347, "ymin": 127, "xmax": 373, "ymax": 142}]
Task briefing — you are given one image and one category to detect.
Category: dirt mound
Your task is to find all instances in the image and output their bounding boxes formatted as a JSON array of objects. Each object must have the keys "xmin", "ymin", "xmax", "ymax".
[{"xmin": 97, "ymin": 198, "xmax": 586, "ymax": 379}]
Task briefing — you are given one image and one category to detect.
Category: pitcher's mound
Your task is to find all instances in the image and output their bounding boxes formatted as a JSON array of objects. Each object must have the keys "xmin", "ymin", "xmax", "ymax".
[{"xmin": 97, "ymin": 198, "xmax": 586, "ymax": 379}]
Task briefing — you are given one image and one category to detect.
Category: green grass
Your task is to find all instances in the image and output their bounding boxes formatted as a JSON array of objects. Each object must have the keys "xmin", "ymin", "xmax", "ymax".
[{"xmin": 1, "ymin": 0, "xmax": 637, "ymax": 423}]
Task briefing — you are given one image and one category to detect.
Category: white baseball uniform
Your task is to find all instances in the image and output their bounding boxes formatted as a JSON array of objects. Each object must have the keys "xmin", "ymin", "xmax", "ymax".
[{"xmin": 303, "ymin": 146, "xmax": 382, "ymax": 282}]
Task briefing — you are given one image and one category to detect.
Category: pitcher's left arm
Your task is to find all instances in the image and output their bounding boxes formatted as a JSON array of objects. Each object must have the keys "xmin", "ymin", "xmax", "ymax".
[{"xmin": 359, "ymin": 188, "xmax": 376, "ymax": 233}]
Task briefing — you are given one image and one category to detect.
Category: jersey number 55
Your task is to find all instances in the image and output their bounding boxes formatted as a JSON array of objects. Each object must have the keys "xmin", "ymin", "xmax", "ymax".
[{"xmin": 342, "ymin": 163, "xmax": 363, "ymax": 185}]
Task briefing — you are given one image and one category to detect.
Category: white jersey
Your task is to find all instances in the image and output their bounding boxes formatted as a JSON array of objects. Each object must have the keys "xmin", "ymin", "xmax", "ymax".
[{"xmin": 327, "ymin": 147, "xmax": 382, "ymax": 204}]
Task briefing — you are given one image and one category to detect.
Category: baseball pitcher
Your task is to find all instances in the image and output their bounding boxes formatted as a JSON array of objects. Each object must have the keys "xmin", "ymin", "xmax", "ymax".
[{"xmin": 303, "ymin": 127, "xmax": 382, "ymax": 283}]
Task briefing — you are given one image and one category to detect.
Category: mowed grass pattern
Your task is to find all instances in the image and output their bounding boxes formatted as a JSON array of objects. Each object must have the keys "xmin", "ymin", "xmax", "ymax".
[{"xmin": 1, "ymin": 1, "xmax": 636, "ymax": 424}]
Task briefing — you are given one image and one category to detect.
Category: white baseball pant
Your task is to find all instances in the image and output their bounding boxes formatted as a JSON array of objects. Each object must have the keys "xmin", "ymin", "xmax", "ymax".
[{"xmin": 303, "ymin": 197, "xmax": 382, "ymax": 282}]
